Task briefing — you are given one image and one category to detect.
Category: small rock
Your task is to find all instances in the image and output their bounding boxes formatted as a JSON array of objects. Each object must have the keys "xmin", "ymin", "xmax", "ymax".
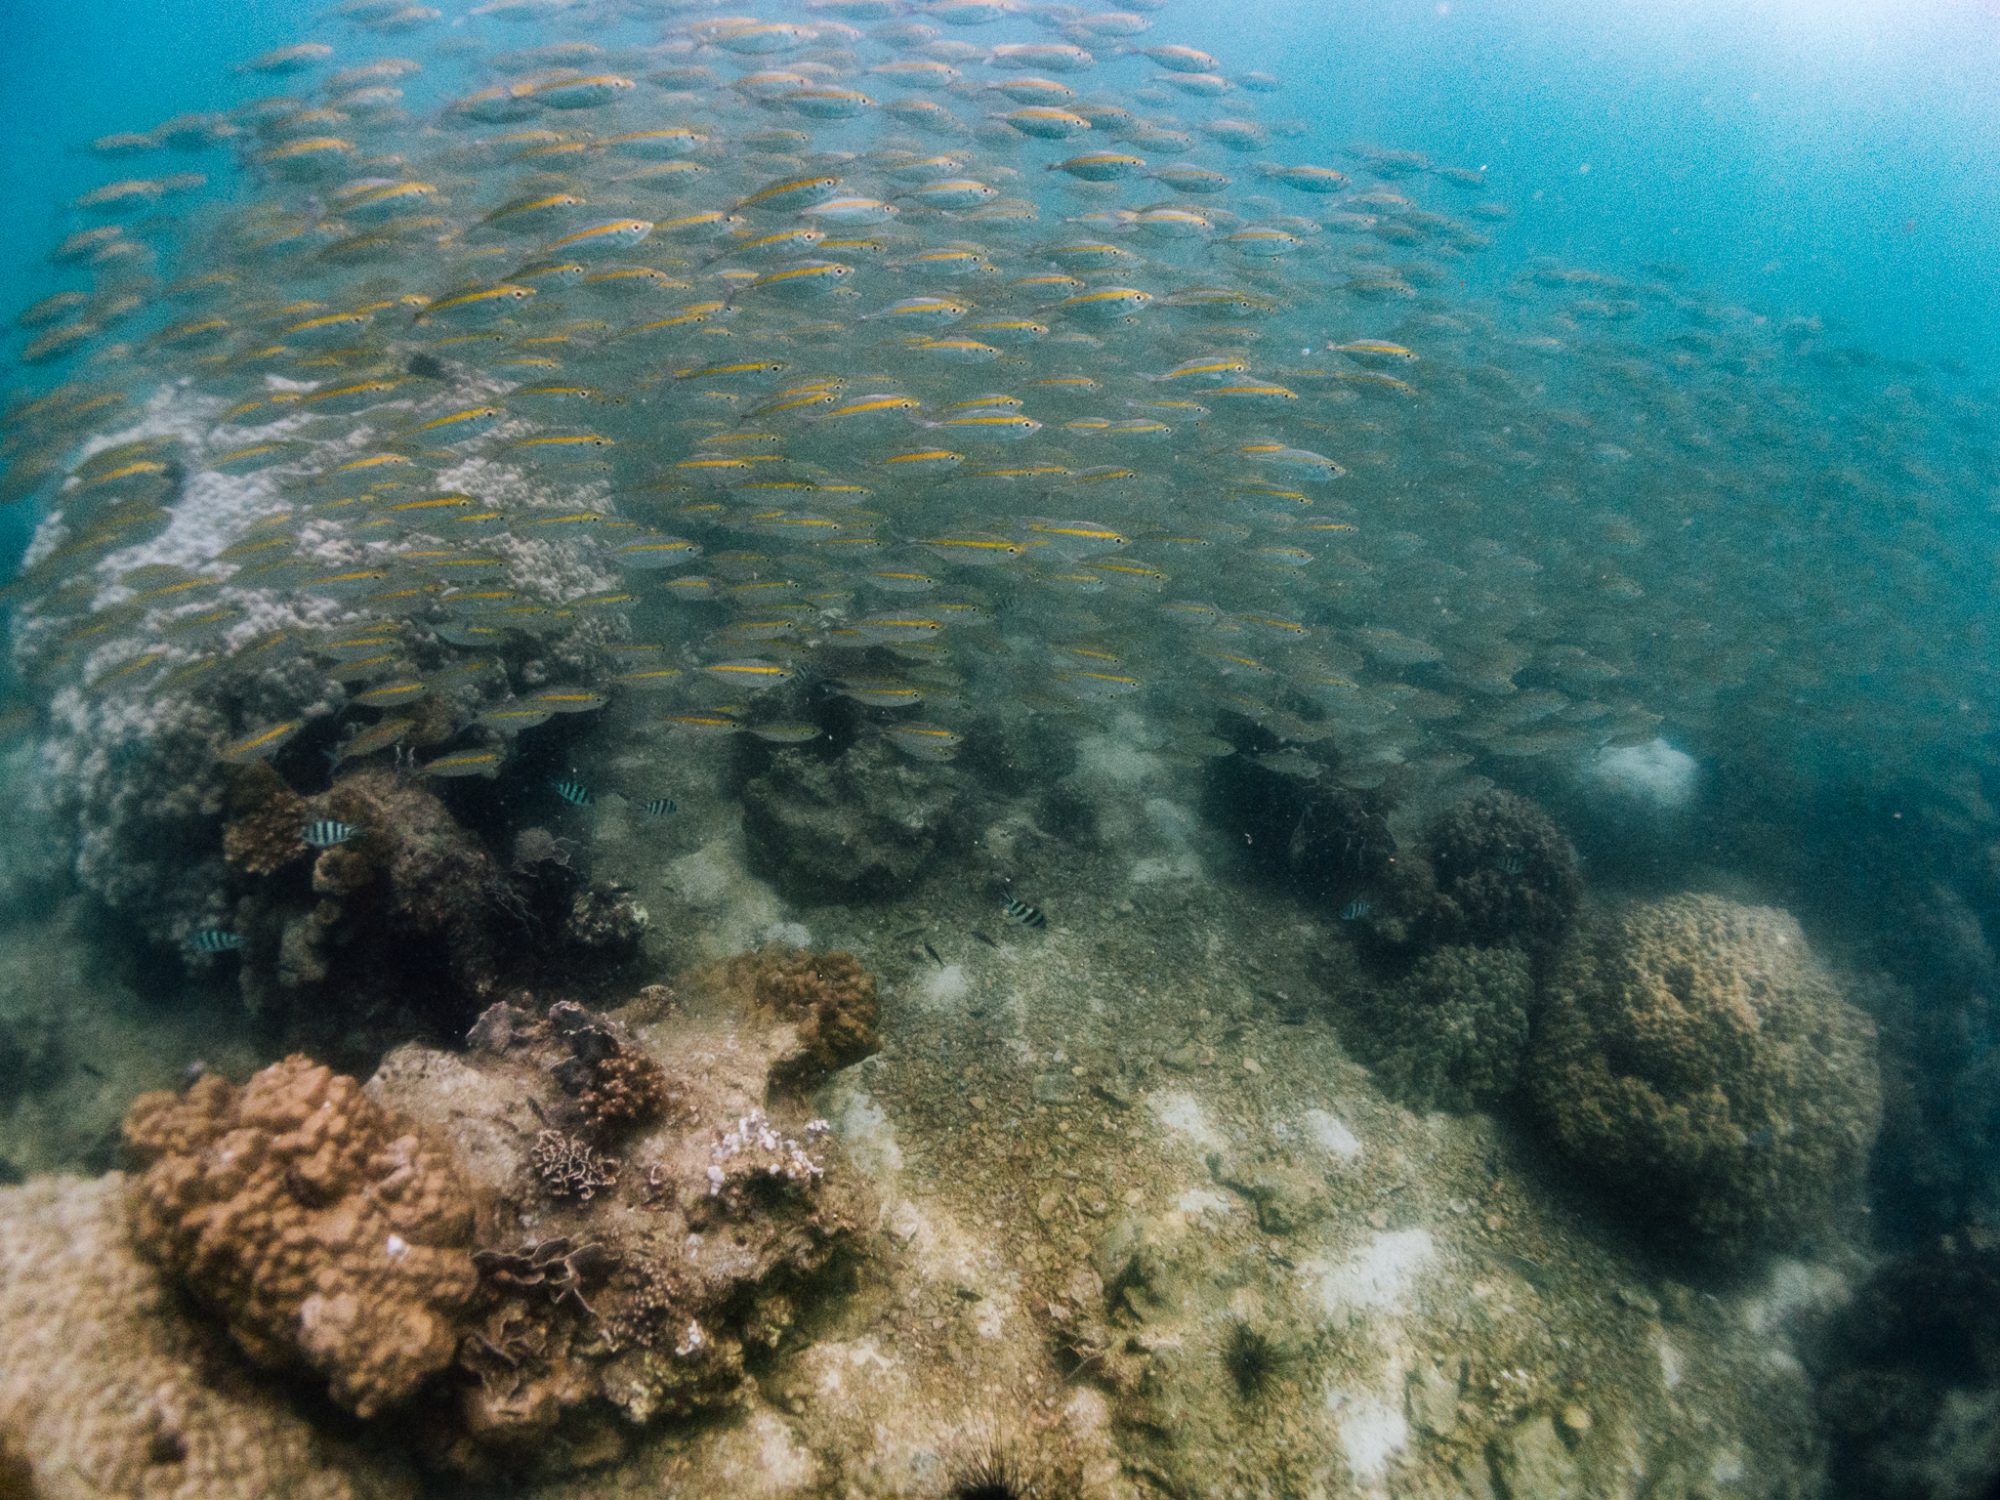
[
  {"xmin": 1408, "ymin": 1362, "xmax": 1461, "ymax": 1438},
  {"xmin": 1162, "ymin": 1044, "xmax": 1202, "ymax": 1071},
  {"xmin": 1489, "ymin": 1414, "xmax": 1579, "ymax": 1500},
  {"xmin": 1032, "ymin": 1073, "xmax": 1080, "ymax": 1105},
  {"xmin": 1093, "ymin": 1077, "xmax": 1134, "ymax": 1109},
  {"xmin": 1557, "ymin": 1403, "xmax": 1592, "ymax": 1442},
  {"xmin": 1614, "ymin": 1286, "xmax": 1660, "ymax": 1317},
  {"xmin": 1242, "ymin": 1056, "xmax": 1263, "ymax": 1075},
  {"xmin": 1659, "ymin": 1281, "xmax": 1700, "ymax": 1323}
]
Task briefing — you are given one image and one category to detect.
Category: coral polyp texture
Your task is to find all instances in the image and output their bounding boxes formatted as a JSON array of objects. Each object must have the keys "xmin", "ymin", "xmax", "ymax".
[
  {"xmin": 1529, "ymin": 893, "xmax": 1884, "ymax": 1262},
  {"xmin": 1420, "ymin": 788, "xmax": 1581, "ymax": 952},
  {"xmin": 121, "ymin": 1053, "xmax": 480, "ymax": 1420},
  {"xmin": 1345, "ymin": 942, "xmax": 1537, "ymax": 1112},
  {"xmin": 706, "ymin": 944, "xmax": 881, "ymax": 1088},
  {"xmin": 0, "ymin": 1173, "xmax": 417, "ymax": 1500}
]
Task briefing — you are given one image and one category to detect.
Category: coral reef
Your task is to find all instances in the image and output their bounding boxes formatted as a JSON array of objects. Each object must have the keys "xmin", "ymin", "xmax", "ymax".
[
  {"xmin": 359, "ymin": 968, "xmax": 876, "ymax": 1475},
  {"xmin": 739, "ymin": 737, "xmax": 969, "ymax": 901},
  {"xmin": 1342, "ymin": 943, "xmax": 1537, "ymax": 1112},
  {"xmin": 221, "ymin": 761, "xmax": 310, "ymax": 877},
  {"xmin": 0, "ymin": 1173, "xmax": 417, "ymax": 1499},
  {"xmin": 1815, "ymin": 1226, "xmax": 2000, "ymax": 1500},
  {"xmin": 560, "ymin": 880, "xmax": 650, "ymax": 958},
  {"xmin": 1420, "ymin": 788, "xmax": 1581, "ymax": 953},
  {"xmin": 9, "ymin": 388, "xmax": 623, "ymax": 956},
  {"xmin": 122, "ymin": 1054, "xmax": 480, "ymax": 1419},
  {"xmin": 706, "ymin": 945, "xmax": 881, "ymax": 1089},
  {"xmin": 219, "ymin": 766, "xmax": 643, "ymax": 1063},
  {"xmin": 546, "ymin": 1000, "xmax": 672, "ymax": 1141},
  {"xmin": 1530, "ymin": 893, "xmax": 1883, "ymax": 1262}
]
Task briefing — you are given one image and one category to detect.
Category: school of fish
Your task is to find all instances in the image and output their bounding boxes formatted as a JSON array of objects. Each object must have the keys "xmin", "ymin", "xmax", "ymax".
[{"xmin": 4, "ymin": 0, "xmax": 1995, "ymax": 828}]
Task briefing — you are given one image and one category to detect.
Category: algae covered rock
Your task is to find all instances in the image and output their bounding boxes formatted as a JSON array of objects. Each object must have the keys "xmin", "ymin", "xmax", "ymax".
[
  {"xmin": 1347, "ymin": 944, "xmax": 1537, "ymax": 1112},
  {"xmin": 369, "ymin": 966, "xmax": 876, "ymax": 1477},
  {"xmin": 1530, "ymin": 893, "xmax": 1882, "ymax": 1262},
  {"xmin": 740, "ymin": 738, "xmax": 967, "ymax": 901}
]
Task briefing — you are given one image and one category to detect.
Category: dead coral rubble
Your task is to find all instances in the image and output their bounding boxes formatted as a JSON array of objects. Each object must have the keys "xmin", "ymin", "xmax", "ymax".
[
  {"xmin": 1530, "ymin": 893, "xmax": 1884, "ymax": 1263},
  {"xmin": 122, "ymin": 1054, "xmax": 481, "ymax": 1420}
]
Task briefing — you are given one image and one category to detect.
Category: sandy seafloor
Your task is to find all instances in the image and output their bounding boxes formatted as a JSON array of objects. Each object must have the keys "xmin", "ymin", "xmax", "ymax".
[{"xmin": 0, "ymin": 696, "xmax": 1887, "ymax": 1500}]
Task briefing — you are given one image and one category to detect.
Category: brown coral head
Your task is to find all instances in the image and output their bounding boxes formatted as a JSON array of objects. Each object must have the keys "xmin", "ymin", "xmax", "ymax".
[
  {"xmin": 120, "ymin": 1054, "xmax": 479, "ymax": 1419},
  {"xmin": 715, "ymin": 946, "xmax": 881, "ymax": 1084},
  {"xmin": 220, "ymin": 761, "xmax": 309, "ymax": 876},
  {"xmin": 545, "ymin": 1004, "xmax": 674, "ymax": 1140}
]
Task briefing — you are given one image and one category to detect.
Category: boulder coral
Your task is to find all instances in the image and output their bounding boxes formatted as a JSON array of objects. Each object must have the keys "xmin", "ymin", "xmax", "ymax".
[
  {"xmin": 1421, "ymin": 788, "xmax": 1581, "ymax": 953},
  {"xmin": 707, "ymin": 945, "xmax": 881, "ymax": 1089},
  {"xmin": 1530, "ymin": 894, "xmax": 1883, "ymax": 1262},
  {"xmin": 1346, "ymin": 943, "xmax": 1537, "ymax": 1112},
  {"xmin": 0, "ymin": 1173, "xmax": 417, "ymax": 1500},
  {"xmin": 122, "ymin": 1054, "xmax": 481, "ymax": 1420}
]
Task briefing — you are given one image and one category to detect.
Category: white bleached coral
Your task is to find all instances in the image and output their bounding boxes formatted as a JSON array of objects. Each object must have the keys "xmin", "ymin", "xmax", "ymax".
[{"xmin": 708, "ymin": 1108, "xmax": 831, "ymax": 1201}]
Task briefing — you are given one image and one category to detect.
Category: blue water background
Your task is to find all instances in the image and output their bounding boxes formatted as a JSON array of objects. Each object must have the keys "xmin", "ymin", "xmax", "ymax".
[
  {"xmin": 2, "ymin": 0, "xmax": 1997, "ymax": 576},
  {"xmin": 4, "ymin": 0, "xmax": 1997, "ymax": 360}
]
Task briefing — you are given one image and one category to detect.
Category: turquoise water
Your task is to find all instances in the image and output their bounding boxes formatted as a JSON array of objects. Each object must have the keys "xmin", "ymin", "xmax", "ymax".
[{"xmin": 0, "ymin": 0, "xmax": 1997, "ymax": 1494}]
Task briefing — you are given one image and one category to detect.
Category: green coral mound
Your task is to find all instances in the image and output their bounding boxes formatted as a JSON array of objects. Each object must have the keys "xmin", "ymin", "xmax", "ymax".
[
  {"xmin": 1530, "ymin": 893, "xmax": 1883, "ymax": 1263},
  {"xmin": 1348, "ymin": 944, "xmax": 1536, "ymax": 1112},
  {"xmin": 1422, "ymin": 788, "xmax": 1581, "ymax": 952}
]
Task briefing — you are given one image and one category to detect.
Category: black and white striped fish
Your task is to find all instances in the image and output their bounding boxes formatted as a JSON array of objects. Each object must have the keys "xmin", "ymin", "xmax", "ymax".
[
  {"xmin": 642, "ymin": 796, "xmax": 677, "ymax": 817},
  {"xmin": 1000, "ymin": 894, "xmax": 1046, "ymax": 929},
  {"xmin": 301, "ymin": 819, "xmax": 358, "ymax": 848},
  {"xmin": 185, "ymin": 928, "xmax": 244, "ymax": 953},
  {"xmin": 552, "ymin": 776, "xmax": 594, "ymax": 807}
]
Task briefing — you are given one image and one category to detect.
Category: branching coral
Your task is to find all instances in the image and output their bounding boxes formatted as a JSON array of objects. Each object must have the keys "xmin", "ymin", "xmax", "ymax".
[
  {"xmin": 704, "ymin": 1109, "xmax": 830, "ymax": 1212},
  {"xmin": 122, "ymin": 1054, "xmax": 480, "ymax": 1418},
  {"xmin": 548, "ymin": 1000, "xmax": 671, "ymax": 1141},
  {"xmin": 1529, "ymin": 894, "xmax": 1883, "ymax": 1262},
  {"xmin": 532, "ymin": 1129, "xmax": 620, "ymax": 1204}
]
